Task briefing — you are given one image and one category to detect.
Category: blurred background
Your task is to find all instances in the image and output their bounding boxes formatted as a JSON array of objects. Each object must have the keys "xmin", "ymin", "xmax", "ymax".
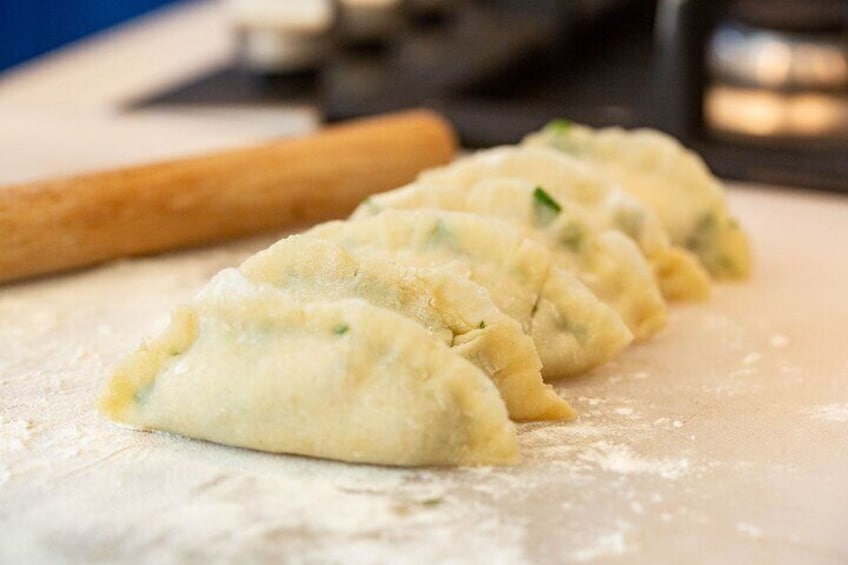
[
  {"xmin": 1, "ymin": 0, "xmax": 847, "ymax": 190},
  {"xmin": 0, "ymin": 1, "xmax": 180, "ymax": 71}
]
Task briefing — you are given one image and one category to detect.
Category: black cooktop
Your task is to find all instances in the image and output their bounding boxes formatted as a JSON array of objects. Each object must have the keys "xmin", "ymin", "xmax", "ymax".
[{"xmin": 131, "ymin": 0, "xmax": 848, "ymax": 192}]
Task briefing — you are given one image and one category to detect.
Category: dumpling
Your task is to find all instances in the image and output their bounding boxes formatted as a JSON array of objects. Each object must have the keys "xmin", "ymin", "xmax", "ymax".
[
  {"xmin": 524, "ymin": 121, "xmax": 751, "ymax": 279},
  {"xmin": 309, "ymin": 209, "xmax": 633, "ymax": 379},
  {"xmin": 238, "ymin": 235, "xmax": 574, "ymax": 421},
  {"xmin": 99, "ymin": 292, "xmax": 519, "ymax": 467},
  {"xmin": 411, "ymin": 145, "xmax": 711, "ymax": 301},
  {"xmin": 353, "ymin": 177, "xmax": 667, "ymax": 341}
]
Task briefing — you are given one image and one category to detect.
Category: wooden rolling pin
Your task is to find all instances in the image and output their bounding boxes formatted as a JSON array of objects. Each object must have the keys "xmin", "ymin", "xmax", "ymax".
[{"xmin": 0, "ymin": 110, "xmax": 457, "ymax": 284}]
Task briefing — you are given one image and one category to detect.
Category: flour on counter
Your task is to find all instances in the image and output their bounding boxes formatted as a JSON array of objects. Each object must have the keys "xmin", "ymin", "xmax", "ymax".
[
  {"xmin": 736, "ymin": 522, "xmax": 763, "ymax": 538},
  {"xmin": 769, "ymin": 334, "xmax": 790, "ymax": 348},
  {"xmin": 3, "ymin": 192, "xmax": 848, "ymax": 563},
  {"xmin": 0, "ymin": 417, "xmax": 32, "ymax": 451},
  {"xmin": 808, "ymin": 404, "xmax": 848, "ymax": 423},
  {"xmin": 578, "ymin": 441, "xmax": 690, "ymax": 480},
  {"xmin": 570, "ymin": 522, "xmax": 633, "ymax": 562}
]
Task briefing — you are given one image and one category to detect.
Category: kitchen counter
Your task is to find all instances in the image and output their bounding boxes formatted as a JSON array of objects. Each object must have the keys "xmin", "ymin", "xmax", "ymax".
[{"xmin": 1, "ymin": 2, "xmax": 847, "ymax": 563}]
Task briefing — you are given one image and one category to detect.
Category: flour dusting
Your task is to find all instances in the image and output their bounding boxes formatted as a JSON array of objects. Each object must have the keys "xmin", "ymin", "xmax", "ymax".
[
  {"xmin": 808, "ymin": 404, "xmax": 848, "ymax": 423},
  {"xmin": 570, "ymin": 522, "xmax": 632, "ymax": 562},
  {"xmin": 0, "ymin": 417, "xmax": 32, "ymax": 451},
  {"xmin": 578, "ymin": 441, "xmax": 690, "ymax": 479},
  {"xmin": 736, "ymin": 522, "xmax": 762, "ymax": 538},
  {"xmin": 769, "ymin": 334, "xmax": 790, "ymax": 348},
  {"xmin": 2, "ymin": 201, "xmax": 847, "ymax": 563}
]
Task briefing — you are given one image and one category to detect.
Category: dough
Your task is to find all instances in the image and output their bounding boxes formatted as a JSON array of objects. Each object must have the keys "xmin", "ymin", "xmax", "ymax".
[
  {"xmin": 309, "ymin": 209, "xmax": 633, "ymax": 379},
  {"xmin": 524, "ymin": 121, "xmax": 751, "ymax": 279},
  {"xmin": 99, "ymin": 294, "xmax": 520, "ymax": 467},
  {"xmin": 411, "ymin": 145, "xmax": 711, "ymax": 301},
  {"xmin": 238, "ymin": 234, "xmax": 574, "ymax": 421},
  {"xmin": 353, "ymin": 177, "xmax": 667, "ymax": 340}
]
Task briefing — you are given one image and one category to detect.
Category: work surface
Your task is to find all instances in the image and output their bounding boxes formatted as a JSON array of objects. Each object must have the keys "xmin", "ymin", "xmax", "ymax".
[
  {"xmin": 2, "ymin": 185, "xmax": 848, "ymax": 564},
  {"xmin": 2, "ymin": 2, "xmax": 848, "ymax": 563}
]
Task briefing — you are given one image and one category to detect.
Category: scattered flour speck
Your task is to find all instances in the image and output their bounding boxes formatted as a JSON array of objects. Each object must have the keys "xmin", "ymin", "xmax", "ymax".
[
  {"xmin": 730, "ymin": 367, "xmax": 758, "ymax": 378},
  {"xmin": 579, "ymin": 397, "xmax": 606, "ymax": 407},
  {"xmin": 570, "ymin": 523, "xmax": 632, "ymax": 562},
  {"xmin": 737, "ymin": 522, "xmax": 762, "ymax": 538},
  {"xmin": 1, "ymin": 417, "xmax": 32, "ymax": 451},
  {"xmin": 808, "ymin": 404, "xmax": 848, "ymax": 423},
  {"xmin": 770, "ymin": 334, "xmax": 790, "ymax": 348},
  {"xmin": 578, "ymin": 442, "xmax": 690, "ymax": 480}
]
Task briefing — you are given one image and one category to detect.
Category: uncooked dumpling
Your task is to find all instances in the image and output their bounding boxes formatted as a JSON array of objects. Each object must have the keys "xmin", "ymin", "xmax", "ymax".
[
  {"xmin": 99, "ymin": 292, "xmax": 519, "ymax": 467},
  {"xmin": 237, "ymin": 234, "xmax": 574, "ymax": 421},
  {"xmin": 353, "ymin": 177, "xmax": 667, "ymax": 340},
  {"xmin": 412, "ymin": 145, "xmax": 711, "ymax": 301},
  {"xmin": 524, "ymin": 121, "xmax": 751, "ymax": 279},
  {"xmin": 309, "ymin": 209, "xmax": 633, "ymax": 379}
]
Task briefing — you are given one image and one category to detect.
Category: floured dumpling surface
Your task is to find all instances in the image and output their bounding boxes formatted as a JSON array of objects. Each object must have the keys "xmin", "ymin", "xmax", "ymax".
[
  {"xmin": 411, "ymin": 145, "xmax": 711, "ymax": 301},
  {"xmin": 525, "ymin": 121, "xmax": 751, "ymax": 279},
  {"xmin": 353, "ymin": 177, "xmax": 667, "ymax": 340},
  {"xmin": 238, "ymin": 235, "xmax": 574, "ymax": 421},
  {"xmin": 309, "ymin": 209, "xmax": 633, "ymax": 379},
  {"xmin": 99, "ymin": 293, "xmax": 519, "ymax": 467}
]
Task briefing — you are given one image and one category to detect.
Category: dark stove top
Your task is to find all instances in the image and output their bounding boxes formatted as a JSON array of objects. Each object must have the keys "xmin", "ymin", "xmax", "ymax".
[{"xmin": 130, "ymin": 0, "xmax": 848, "ymax": 193}]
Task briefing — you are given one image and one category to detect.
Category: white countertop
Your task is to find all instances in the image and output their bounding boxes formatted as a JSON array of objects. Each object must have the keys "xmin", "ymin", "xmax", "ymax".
[{"xmin": 1, "ymin": 2, "xmax": 847, "ymax": 563}]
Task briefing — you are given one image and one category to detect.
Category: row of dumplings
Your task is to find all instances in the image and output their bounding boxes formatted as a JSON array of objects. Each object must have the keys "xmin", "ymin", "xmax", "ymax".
[{"xmin": 100, "ymin": 122, "xmax": 751, "ymax": 467}]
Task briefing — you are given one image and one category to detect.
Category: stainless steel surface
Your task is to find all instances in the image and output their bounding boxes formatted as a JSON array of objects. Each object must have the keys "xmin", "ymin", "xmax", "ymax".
[
  {"xmin": 705, "ymin": 85, "xmax": 848, "ymax": 140},
  {"xmin": 708, "ymin": 22, "xmax": 848, "ymax": 91},
  {"xmin": 706, "ymin": 21, "xmax": 848, "ymax": 140}
]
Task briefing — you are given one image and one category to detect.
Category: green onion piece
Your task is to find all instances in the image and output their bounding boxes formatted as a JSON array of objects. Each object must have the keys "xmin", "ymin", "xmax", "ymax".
[
  {"xmin": 478, "ymin": 321, "xmax": 486, "ymax": 329},
  {"xmin": 333, "ymin": 323, "xmax": 349, "ymax": 335},
  {"xmin": 545, "ymin": 118, "xmax": 573, "ymax": 135},
  {"xmin": 533, "ymin": 186, "xmax": 562, "ymax": 214},
  {"xmin": 362, "ymin": 196, "xmax": 381, "ymax": 213}
]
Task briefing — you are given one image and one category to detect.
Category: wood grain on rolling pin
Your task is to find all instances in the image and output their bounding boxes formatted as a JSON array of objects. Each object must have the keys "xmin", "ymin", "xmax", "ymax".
[{"xmin": 0, "ymin": 110, "xmax": 457, "ymax": 284}]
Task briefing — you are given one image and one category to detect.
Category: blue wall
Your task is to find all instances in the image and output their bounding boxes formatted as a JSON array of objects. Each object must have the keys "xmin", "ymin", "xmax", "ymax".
[{"xmin": 0, "ymin": 0, "xmax": 181, "ymax": 71}]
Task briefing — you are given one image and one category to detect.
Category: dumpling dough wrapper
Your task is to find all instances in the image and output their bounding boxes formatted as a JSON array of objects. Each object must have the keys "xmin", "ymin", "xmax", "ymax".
[
  {"xmin": 353, "ymin": 177, "xmax": 667, "ymax": 341},
  {"xmin": 413, "ymin": 145, "xmax": 711, "ymax": 301},
  {"xmin": 99, "ymin": 293, "xmax": 519, "ymax": 467},
  {"xmin": 238, "ymin": 235, "xmax": 574, "ymax": 421},
  {"xmin": 309, "ymin": 209, "xmax": 633, "ymax": 379},
  {"xmin": 524, "ymin": 122, "xmax": 751, "ymax": 279}
]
